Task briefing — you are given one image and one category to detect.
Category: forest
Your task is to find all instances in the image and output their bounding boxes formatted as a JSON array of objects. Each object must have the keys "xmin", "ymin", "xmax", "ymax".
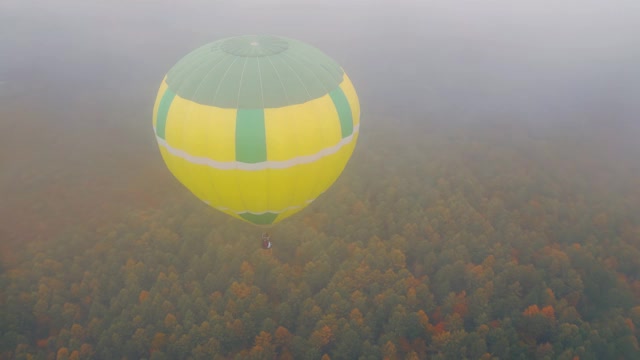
[{"xmin": 2, "ymin": 119, "xmax": 640, "ymax": 360}]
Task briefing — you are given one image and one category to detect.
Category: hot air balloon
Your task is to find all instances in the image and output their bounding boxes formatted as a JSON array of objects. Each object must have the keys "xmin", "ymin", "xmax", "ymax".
[{"xmin": 152, "ymin": 35, "xmax": 360, "ymax": 235}]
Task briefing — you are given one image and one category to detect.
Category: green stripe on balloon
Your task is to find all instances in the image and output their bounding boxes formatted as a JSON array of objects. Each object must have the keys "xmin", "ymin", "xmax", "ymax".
[
  {"xmin": 329, "ymin": 87, "xmax": 353, "ymax": 138},
  {"xmin": 156, "ymin": 89, "xmax": 176, "ymax": 140},
  {"xmin": 239, "ymin": 212, "xmax": 278, "ymax": 225},
  {"xmin": 235, "ymin": 108, "xmax": 267, "ymax": 163}
]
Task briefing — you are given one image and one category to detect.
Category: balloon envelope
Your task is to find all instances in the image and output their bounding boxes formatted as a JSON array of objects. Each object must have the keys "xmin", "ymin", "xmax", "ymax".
[{"xmin": 153, "ymin": 35, "xmax": 360, "ymax": 226}]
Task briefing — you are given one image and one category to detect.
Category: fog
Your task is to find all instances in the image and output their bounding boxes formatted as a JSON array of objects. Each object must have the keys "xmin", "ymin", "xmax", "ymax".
[
  {"xmin": 1, "ymin": 0, "xmax": 639, "ymax": 246},
  {"xmin": 3, "ymin": 0, "xmax": 639, "ymax": 121}
]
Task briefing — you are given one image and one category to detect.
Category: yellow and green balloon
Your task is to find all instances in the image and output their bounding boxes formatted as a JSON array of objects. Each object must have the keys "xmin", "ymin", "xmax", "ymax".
[{"xmin": 152, "ymin": 35, "xmax": 360, "ymax": 226}]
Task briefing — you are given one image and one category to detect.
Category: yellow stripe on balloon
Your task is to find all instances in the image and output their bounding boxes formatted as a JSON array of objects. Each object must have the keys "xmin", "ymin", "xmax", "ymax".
[
  {"xmin": 264, "ymin": 93, "xmax": 342, "ymax": 161},
  {"xmin": 163, "ymin": 94, "xmax": 237, "ymax": 162},
  {"xmin": 304, "ymin": 130, "xmax": 358, "ymax": 207}
]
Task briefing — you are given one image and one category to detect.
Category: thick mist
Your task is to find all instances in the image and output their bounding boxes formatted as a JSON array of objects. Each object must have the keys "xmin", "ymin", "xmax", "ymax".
[{"xmin": 1, "ymin": 0, "xmax": 639, "ymax": 244}]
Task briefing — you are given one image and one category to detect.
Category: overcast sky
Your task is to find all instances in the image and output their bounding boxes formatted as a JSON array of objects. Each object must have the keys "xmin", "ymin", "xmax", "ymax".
[{"xmin": 2, "ymin": 0, "xmax": 639, "ymax": 125}]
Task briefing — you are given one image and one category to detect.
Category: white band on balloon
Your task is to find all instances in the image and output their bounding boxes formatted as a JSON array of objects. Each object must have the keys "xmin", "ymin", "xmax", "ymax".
[{"xmin": 154, "ymin": 123, "xmax": 359, "ymax": 171}]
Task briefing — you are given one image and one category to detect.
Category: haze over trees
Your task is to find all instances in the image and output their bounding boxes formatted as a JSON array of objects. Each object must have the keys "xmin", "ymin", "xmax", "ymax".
[
  {"xmin": 2, "ymin": 119, "xmax": 640, "ymax": 360},
  {"xmin": 2, "ymin": 1, "xmax": 640, "ymax": 358}
]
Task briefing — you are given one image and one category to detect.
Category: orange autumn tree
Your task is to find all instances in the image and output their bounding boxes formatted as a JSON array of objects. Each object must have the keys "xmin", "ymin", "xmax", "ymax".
[
  {"xmin": 541, "ymin": 306, "xmax": 555, "ymax": 320},
  {"xmin": 310, "ymin": 325, "xmax": 334, "ymax": 349},
  {"xmin": 523, "ymin": 304, "xmax": 541, "ymax": 317}
]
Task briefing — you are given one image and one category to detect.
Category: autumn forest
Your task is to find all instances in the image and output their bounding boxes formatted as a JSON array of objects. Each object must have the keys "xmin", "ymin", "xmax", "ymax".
[{"xmin": 2, "ymin": 118, "xmax": 640, "ymax": 360}]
